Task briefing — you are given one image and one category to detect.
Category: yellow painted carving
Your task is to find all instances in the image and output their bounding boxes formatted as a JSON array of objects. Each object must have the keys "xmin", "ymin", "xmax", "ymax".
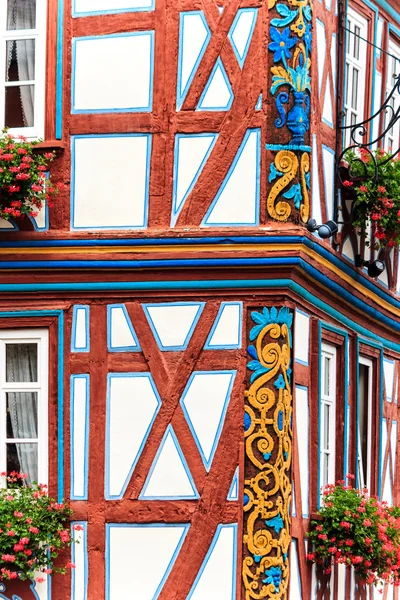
[
  {"xmin": 300, "ymin": 152, "xmax": 310, "ymax": 223},
  {"xmin": 267, "ymin": 151, "xmax": 298, "ymax": 222},
  {"xmin": 287, "ymin": 0, "xmax": 311, "ymax": 37},
  {"xmin": 243, "ymin": 320, "xmax": 292, "ymax": 599}
]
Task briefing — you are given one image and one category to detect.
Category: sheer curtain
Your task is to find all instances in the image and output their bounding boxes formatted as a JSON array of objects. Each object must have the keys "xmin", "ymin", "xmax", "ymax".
[
  {"xmin": 6, "ymin": 344, "xmax": 38, "ymax": 484},
  {"xmin": 7, "ymin": 0, "xmax": 36, "ymax": 127}
]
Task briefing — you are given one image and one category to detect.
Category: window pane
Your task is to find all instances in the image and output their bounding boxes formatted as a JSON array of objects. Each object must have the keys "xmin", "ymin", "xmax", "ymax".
[
  {"xmin": 324, "ymin": 356, "xmax": 330, "ymax": 396},
  {"xmin": 6, "ymin": 392, "xmax": 38, "ymax": 438},
  {"xmin": 323, "ymin": 453, "xmax": 329, "ymax": 486},
  {"xmin": 5, "ymin": 85, "xmax": 34, "ymax": 128},
  {"xmin": 6, "ymin": 39, "xmax": 36, "ymax": 82},
  {"xmin": 6, "ymin": 343, "xmax": 38, "ymax": 382},
  {"xmin": 323, "ymin": 403, "xmax": 330, "ymax": 448},
  {"xmin": 351, "ymin": 68, "xmax": 359, "ymax": 110},
  {"xmin": 7, "ymin": 0, "xmax": 36, "ymax": 30},
  {"xmin": 7, "ymin": 442, "xmax": 37, "ymax": 483},
  {"xmin": 353, "ymin": 26, "xmax": 360, "ymax": 60}
]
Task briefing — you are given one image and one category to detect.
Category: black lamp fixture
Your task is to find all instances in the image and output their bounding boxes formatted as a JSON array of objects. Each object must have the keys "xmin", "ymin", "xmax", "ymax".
[
  {"xmin": 355, "ymin": 254, "xmax": 385, "ymax": 277},
  {"xmin": 306, "ymin": 218, "xmax": 339, "ymax": 239}
]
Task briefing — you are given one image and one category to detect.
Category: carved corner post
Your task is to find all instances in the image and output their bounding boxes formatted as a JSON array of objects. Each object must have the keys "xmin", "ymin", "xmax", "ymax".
[
  {"xmin": 242, "ymin": 307, "xmax": 293, "ymax": 599},
  {"xmin": 266, "ymin": 0, "xmax": 313, "ymax": 225}
]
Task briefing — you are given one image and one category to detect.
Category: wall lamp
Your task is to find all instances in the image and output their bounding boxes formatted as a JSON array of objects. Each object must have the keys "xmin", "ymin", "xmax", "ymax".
[
  {"xmin": 355, "ymin": 255, "xmax": 385, "ymax": 278},
  {"xmin": 306, "ymin": 219, "xmax": 339, "ymax": 239}
]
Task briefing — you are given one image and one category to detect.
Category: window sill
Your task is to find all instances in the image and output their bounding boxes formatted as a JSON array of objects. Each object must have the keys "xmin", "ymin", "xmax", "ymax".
[{"xmin": 33, "ymin": 140, "xmax": 66, "ymax": 151}]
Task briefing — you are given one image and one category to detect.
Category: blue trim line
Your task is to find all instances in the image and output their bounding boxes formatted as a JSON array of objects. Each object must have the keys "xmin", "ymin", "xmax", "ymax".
[
  {"xmin": 204, "ymin": 301, "xmax": 243, "ymax": 350},
  {"xmin": 105, "ymin": 523, "xmax": 190, "ymax": 600},
  {"xmin": 71, "ymin": 521, "xmax": 88, "ymax": 600},
  {"xmin": 228, "ymin": 8, "xmax": 258, "ymax": 68},
  {"xmin": 71, "ymin": 305, "xmax": 90, "ymax": 352},
  {"xmin": 197, "ymin": 57, "xmax": 234, "ymax": 111},
  {"xmin": 72, "ymin": 0, "xmax": 155, "ymax": 17},
  {"xmin": 142, "ymin": 301, "xmax": 205, "ymax": 351},
  {"xmin": 187, "ymin": 523, "xmax": 238, "ymax": 600},
  {"xmin": 180, "ymin": 370, "xmax": 237, "ymax": 471},
  {"xmin": 177, "ymin": 11, "xmax": 211, "ymax": 110},
  {"xmin": 71, "ymin": 31, "xmax": 154, "ymax": 114},
  {"xmin": 266, "ymin": 144, "xmax": 311, "ymax": 152},
  {"xmin": 107, "ymin": 304, "xmax": 141, "ymax": 352},
  {"xmin": 70, "ymin": 375, "xmax": 90, "ymax": 500},
  {"xmin": 56, "ymin": 0, "xmax": 64, "ymax": 139},
  {"xmin": 139, "ymin": 424, "xmax": 199, "ymax": 500},
  {"xmin": 105, "ymin": 372, "xmax": 161, "ymax": 500},
  {"xmin": 203, "ymin": 128, "xmax": 260, "ymax": 226},
  {"xmin": 227, "ymin": 467, "xmax": 239, "ymax": 501}
]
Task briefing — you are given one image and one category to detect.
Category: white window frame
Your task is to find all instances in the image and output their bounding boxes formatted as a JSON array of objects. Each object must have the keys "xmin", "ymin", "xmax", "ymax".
[
  {"xmin": 384, "ymin": 39, "xmax": 400, "ymax": 153},
  {"xmin": 0, "ymin": 329, "xmax": 48, "ymax": 486},
  {"xmin": 357, "ymin": 356, "xmax": 373, "ymax": 490},
  {"xmin": 0, "ymin": 0, "xmax": 47, "ymax": 138},
  {"xmin": 320, "ymin": 343, "xmax": 337, "ymax": 491},
  {"xmin": 344, "ymin": 8, "xmax": 368, "ymax": 147}
]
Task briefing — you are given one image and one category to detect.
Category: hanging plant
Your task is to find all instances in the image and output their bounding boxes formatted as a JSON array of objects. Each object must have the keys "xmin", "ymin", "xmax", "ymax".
[
  {"xmin": 342, "ymin": 148, "xmax": 400, "ymax": 248},
  {"xmin": 0, "ymin": 130, "xmax": 58, "ymax": 221},
  {"xmin": 0, "ymin": 472, "xmax": 78, "ymax": 583},
  {"xmin": 307, "ymin": 477, "xmax": 400, "ymax": 586}
]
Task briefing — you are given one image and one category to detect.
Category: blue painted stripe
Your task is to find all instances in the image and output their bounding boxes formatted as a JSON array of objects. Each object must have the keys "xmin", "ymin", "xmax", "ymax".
[{"xmin": 56, "ymin": 0, "xmax": 64, "ymax": 139}]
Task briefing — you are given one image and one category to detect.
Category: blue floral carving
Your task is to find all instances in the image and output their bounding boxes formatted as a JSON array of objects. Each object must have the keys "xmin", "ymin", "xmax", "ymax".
[
  {"xmin": 268, "ymin": 27, "xmax": 297, "ymax": 62},
  {"xmin": 263, "ymin": 566, "xmax": 282, "ymax": 591},
  {"xmin": 265, "ymin": 514, "xmax": 284, "ymax": 534},
  {"xmin": 274, "ymin": 374, "xmax": 286, "ymax": 389},
  {"xmin": 270, "ymin": 4, "xmax": 298, "ymax": 28},
  {"xmin": 269, "ymin": 162, "xmax": 283, "ymax": 183},
  {"xmin": 283, "ymin": 183, "xmax": 302, "ymax": 208}
]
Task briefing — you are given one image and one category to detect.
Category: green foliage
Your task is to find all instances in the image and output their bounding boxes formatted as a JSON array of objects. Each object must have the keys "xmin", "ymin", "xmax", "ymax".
[
  {"xmin": 343, "ymin": 148, "xmax": 400, "ymax": 248},
  {"xmin": 0, "ymin": 472, "xmax": 77, "ymax": 583},
  {"xmin": 307, "ymin": 478, "xmax": 400, "ymax": 585},
  {"xmin": 0, "ymin": 129, "xmax": 58, "ymax": 220}
]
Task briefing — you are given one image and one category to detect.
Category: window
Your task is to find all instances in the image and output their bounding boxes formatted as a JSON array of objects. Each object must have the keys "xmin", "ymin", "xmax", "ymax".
[
  {"xmin": 320, "ymin": 344, "xmax": 337, "ymax": 489},
  {"xmin": 357, "ymin": 356, "xmax": 373, "ymax": 490},
  {"xmin": 384, "ymin": 40, "xmax": 400, "ymax": 153},
  {"xmin": 0, "ymin": 329, "xmax": 48, "ymax": 485},
  {"xmin": 0, "ymin": 0, "xmax": 46, "ymax": 138},
  {"xmin": 344, "ymin": 8, "xmax": 368, "ymax": 146}
]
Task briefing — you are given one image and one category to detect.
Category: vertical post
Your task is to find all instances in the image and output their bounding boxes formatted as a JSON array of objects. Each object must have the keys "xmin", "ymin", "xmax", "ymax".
[{"xmin": 242, "ymin": 307, "xmax": 294, "ymax": 599}]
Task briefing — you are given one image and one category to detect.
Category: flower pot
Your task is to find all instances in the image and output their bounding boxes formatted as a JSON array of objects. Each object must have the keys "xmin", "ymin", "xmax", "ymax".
[{"xmin": 0, "ymin": 577, "xmax": 38, "ymax": 599}]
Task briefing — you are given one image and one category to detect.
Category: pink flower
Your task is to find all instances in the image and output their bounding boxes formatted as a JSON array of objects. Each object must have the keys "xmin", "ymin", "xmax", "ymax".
[
  {"xmin": 31, "ymin": 184, "xmax": 43, "ymax": 192},
  {"xmin": 343, "ymin": 180, "xmax": 353, "ymax": 187},
  {"xmin": 371, "ymin": 213, "xmax": 380, "ymax": 221},
  {"xmin": 13, "ymin": 544, "xmax": 23, "ymax": 552},
  {"xmin": 13, "ymin": 511, "xmax": 23, "ymax": 518},
  {"xmin": 29, "ymin": 526, "xmax": 39, "ymax": 534},
  {"xmin": 20, "ymin": 537, "xmax": 29, "ymax": 545},
  {"xmin": 16, "ymin": 173, "xmax": 30, "ymax": 180},
  {"xmin": 8, "ymin": 166, "xmax": 20, "ymax": 173},
  {"xmin": 328, "ymin": 546, "xmax": 337, "ymax": 553},
  {"xmin": 1, "ymin": 153, "xmax": 14, "ymax": 161},
  {"xmin": 340, "ymin": 521, "xmax": 351, "ymax": 529},
  {"xmin": 8, "ymin": 185, "xmax": 20, "ymax": 193},
  {"xmin": 66, "ymin": 562, "xmax": 76, "ymax": 569},
  {"xmin": 44, "ymin": 152, "xmax": 54, "ymax": 160},
  {"xmin": 306, "ymin": 553, "xmax": 315, "ymax": 560},
  {"xmin": 5, "ymin": 495, "xmax": 13, "ymax": 501},
  {"xmin": 6, "ymin": 531, "xmax": 15, "ymax": 537},
  {"xmin": 378, "ymin": 186, "xmax": 386, "ymax": 193},
  {"xmin": 352, "ymin": 556, "xmax": 364, "ymax": 564},
  {"xmin": 358, "ymin": 185, "xmax": 368, "ymax": 193},
  {"xmin": 345, "ymin": 539, "xmax": 354, "ymax": 546},
  {"xmin": 363, "ymin": 519, "xmax": 372, "ymax": 527},
  {"xmin": 1, "ymin": 555, "xmax": 15, "ymax": 562},
  {"xmin": 36, "ymin": 577, "xmax": 46, "ymax": 583},
  {"xmin": 73, "ymin": 524, "xmax": 84, "ymax": 531},
  {"xmin": 17, "ymin": 147, "xmax": 27, "ymax": 154}
]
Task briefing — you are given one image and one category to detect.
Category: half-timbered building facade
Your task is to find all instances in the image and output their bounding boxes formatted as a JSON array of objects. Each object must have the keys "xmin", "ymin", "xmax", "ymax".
[{"xmin": 0, "ymin": 0, "xmax": 400, "ymax": 598}]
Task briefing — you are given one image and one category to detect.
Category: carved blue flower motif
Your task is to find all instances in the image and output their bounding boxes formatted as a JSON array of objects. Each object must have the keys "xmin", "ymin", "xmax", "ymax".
[
  {"xmin": 244, "ymin": 411, "xmax": 252, "ymax": 432},
  {"xmin": 274, "ymin": 374, "xmax": 285, "ymax": 389},
  {"xmin": 265, "ymin": 514, "xmax": 284, "ymax": 534},
  {"xmin": 263, "ymin": 565, "xmax": 282, "ymax": 592},
  {"xmin": 268, "ymin": 27, "xmax": 297, "ymax": 62},
  {"xmin": 303, "ymin": 23, "xmax": 312, "ymax": 53}
]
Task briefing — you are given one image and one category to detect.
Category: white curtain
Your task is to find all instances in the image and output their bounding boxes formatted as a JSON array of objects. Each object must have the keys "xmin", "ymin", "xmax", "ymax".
[
  {"xmin": 6, "ymin": 344, "xmax": 38, "ymax": 484},
  {"xmin": 7, "ymin": 0, "xmax": 36, "ymax": 127}
]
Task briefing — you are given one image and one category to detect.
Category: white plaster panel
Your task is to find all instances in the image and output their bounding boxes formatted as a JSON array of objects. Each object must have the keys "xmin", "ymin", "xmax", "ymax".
[
  {"xmin": 188, "ymin": 524, "xmax": 237, "ymax": 600},
  {"xmin": 316, "ymin": 20, "xmax": 326, "ymax": 95},
  {"xmin": 109, "ymin": 306, "xmax": 139, "ymax": 349},
  {"xmin": 381, "ymin": 419, "xmax": 391, "ymax": 504},
  {"xmin": 144, "ymin": 302, "xmax": 203, "ymax": 349},
  {"xmin": 71, "ymin": 523, "xmax": 87, "ymax": 600},
  {"xmin": 294, "ymin": 310, "xmax": 309, "ymax": 364},
  {"xmin": 73, "ymin": 33, "xmax": 153, "ymax": 112},
  {"xmin": 312, "ymin": 135, "xmax": 323, "ymax": 226},
  {"xmin": 227, "ymin": 467, "xmax": 238, "ymax": 501},
  {"xmin": 206, "ymin": 302, "xmax": 242, "ymax": 348},
  {"xmin": 181, "ymin": 372, "xmax": 235, "ymax": 469},
  {"xmin": 291, "ymin": 481, "xmax": 296, "ymax": 516},
  {"xmin": 378, "ymin": 260, "xmax": 389, "ymax": 287},
  {"xmin": 72, "ymin": 135, "xmax": 150, "ymax": 229},
  {"xmin": 178, "ymin": 12, "xmax": 210, "ymax": 108},
  {"xmin": 140, "ymin": 426, "xmax": 198, "ymax": 499},
  {"xmin": 0, "ymin": 218, "xmax": 15, "ymax": 229},
  {"xmin": 372, "ymin": 73, "xmax": 382, "ymax": 147},
  {"xmin": 289, "ymin": 540, "xmax": 301, "ymax": 599},
  {"xmin": 342, "ymin": 236, "xmax": 355, "ymax": 262},
  {"xmin": 229, "ymin": 9, "xmax": 257, "ymax": 65},
  {"xmin": 295, "ymin": 386, "xmax": 309, "ymax": 517},
  {"xmin": 71, "ymin": 376, "xmax": 89, "ymax": 499},
  {"xmin": 74, "ymin": 0, "xmax": 153, "ymax": 13},
  {"xmin": 204, "ymin": 129, "xmax": 259, "ymax": 225},
  {"xmin": 107, "ymin": 524, "xmax": 188, "ymax": 600},
  {"xmin": 74, "ymin": 307, "xmax": 88, "ymax": 350},
  {"xmin": 106, "ymin": 374, "xmax": 160, "ymax": 498},
  {"xmin": 384, "ymin": 359, "xmax": 395, "ymax": 401},
  {"xmin": 377, "ymin": 19, "xmax": 384, "ymax": 56},
  {"xmin": 322, "ymin": 81, "xmax": 333, "ymax": 126},
  {"xmin": 391, "ymin": 420, "xmax": 397, "ymax": 475},
  {"xmin": 322, "ymin": 145, "xmax": 335, "ymax": 220},
  {"xmin": 198, "ymin": 60, "xmax": 233, "ymax": 110},
  {"xmin": 172, "ymin": 134, "xmax": 217, "ymax": 223},
  {"xmin": 337, "ymin": 564, "xmax": 346, "ymax": 599}
]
